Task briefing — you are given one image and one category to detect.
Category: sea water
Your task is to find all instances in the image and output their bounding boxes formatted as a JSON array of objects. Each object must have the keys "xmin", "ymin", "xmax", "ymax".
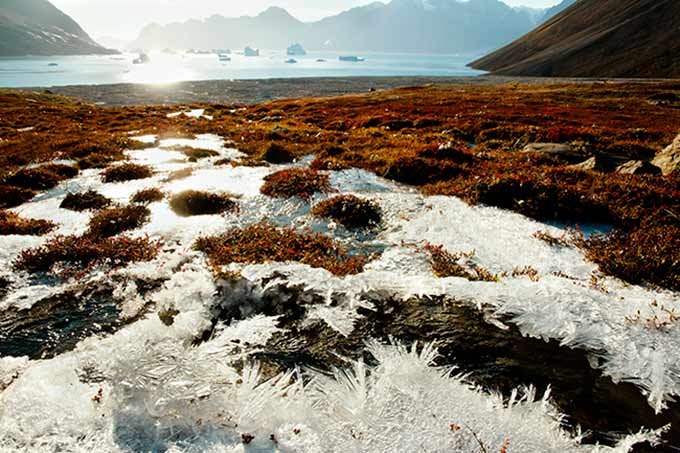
[{"xmin": 0, "ymin": 50, "xmax": 484, "ymax": 88}]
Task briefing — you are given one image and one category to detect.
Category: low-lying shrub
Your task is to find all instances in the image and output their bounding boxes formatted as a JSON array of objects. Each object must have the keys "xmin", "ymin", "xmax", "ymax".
[
  {"xmin": 5, "ymin": 166, "xmax": 64, "ymax": 190},
  {"xmin": 41, "ymin": 164, "xmax": 78, "ymax": 179},
  {"xmin": 102, "ymin": 163, "xmax": 153, "ymax": 183},
  {"xmin": 131, "ymin": 188, "xmax": 164, "ymax": 204},
  {"xmin": 583, "ymin": 215, "xmax": 679, "ymax": 291},
  {"xmin": 76, "ymin": 152, "xmax": 123, "ymax": 169},
  {"xmin": 311, "ymin": 195, "xmax": 382, "ymax": 228},
  {"xmin": 424, "ymin": 244, "xmax": 498, "ymax": 282},
  {"xmin": 195, "ymin": 223, "xmax": 368, "ymax": 276},
  {"xmin": 260, "ymin": 168, "xmax": 331, "ymax": 199},
  {"xmin": 258, "ymin": 143, "xmax": 295, "ymax": 164},
  {"xmin": 14, "ymin": 234, "xmax": 160, "ymax": 273},
  {"xmin": 0, "ymin": 211, "xmax": 56, "ymax": 236},
  {"xmin": 0, "ymin": 185, "xmax": 35, "ymax": 209},
  {"xmin": 382, "ymin": 157, "xmax": 462, "ymax": 186},
  {"xmin": 87, "ymin": 205, "xmax": 151, "ymax": 237},
  {"xmin": 169, "ymin": 190, "xmax": 238, "ymax": 216},
  {"xmin": 60, "ymin": 191, "xmax": 112, "ymax": 212}
]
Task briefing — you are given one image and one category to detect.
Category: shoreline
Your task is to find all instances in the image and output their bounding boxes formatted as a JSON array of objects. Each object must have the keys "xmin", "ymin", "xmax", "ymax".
[{"xmin": 13, "ymin": 75, "xmax": 678, "ymax": 106}]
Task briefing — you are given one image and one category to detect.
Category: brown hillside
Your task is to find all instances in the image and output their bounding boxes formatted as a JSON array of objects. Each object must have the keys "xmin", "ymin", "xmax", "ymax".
[{"xmin": 470, "ymin": 0, "xmax": 680, "ymax": 78}]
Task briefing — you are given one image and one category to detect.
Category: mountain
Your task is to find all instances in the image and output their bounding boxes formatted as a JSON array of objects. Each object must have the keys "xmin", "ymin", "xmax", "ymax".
[
  {"xmin": 131, "ymin": 0, "xmax": 563, "ymax": 54},
  {"xmin": 0, "ymin": 0, "xmax": 115, "ymax": 56},
  {"xmin": 470, "ymin": 0, "xmax": 680, "ymax": 78},
  {"xmin": 537, "ymin": 0, "xmax": 576, "ymax": 23}
]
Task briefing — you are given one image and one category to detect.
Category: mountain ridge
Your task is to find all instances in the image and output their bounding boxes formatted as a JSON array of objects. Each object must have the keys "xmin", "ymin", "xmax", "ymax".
[
  {"xmin": 130, "ymin": 0, "xmax": 565, "ymax": 54},
  {"xmin": 0, "ymin": 0, "xmax": 115, "ymax": 56},
  {"xmin": 469, "ymin": 0, "xmax": 680, "ymax": 78}
]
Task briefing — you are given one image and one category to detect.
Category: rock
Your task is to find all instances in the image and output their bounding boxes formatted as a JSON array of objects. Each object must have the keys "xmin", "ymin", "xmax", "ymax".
[
  {"xmin": 652, "ymin": 134, "xmax": 680, "ymax": 175},
  {"xmin": 616, "ymin": 160, "xmax": 661, "ymax": 175},
  {"xmin": 521, "ymin": 143, "xmax": 582, "ymax": 163},
  {"xmin": 570, "ymin": 155, "xmax": 618, "ymax": 173}
]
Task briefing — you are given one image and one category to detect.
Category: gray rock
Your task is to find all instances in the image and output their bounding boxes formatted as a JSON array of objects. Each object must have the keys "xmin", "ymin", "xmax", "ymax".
[
  {"xmin": 522, "ymin": 143, "xmax": 582, "ymax": 162},
  {"xmin": 616, "ymin": 160, "xmax": 661, "ymax": 175},
  {"xmin": 652, "ymin": 134, "xmax": 680, "ymax": 175}
]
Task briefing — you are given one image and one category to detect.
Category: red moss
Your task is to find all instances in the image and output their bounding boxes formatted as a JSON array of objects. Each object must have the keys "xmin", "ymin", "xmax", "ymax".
[
  {"xmin": 0, "ymin": 211, "xmax": 55, "ymax": 235},
  {"xmin": 5, "ymin": 166, "xmax": 64, "ymax": 190},
  {"xmin": 14, "ymin": 235, "xmax": 160, "ymax": 273},
  {"xmin": 195, "ymin": 223, "xmax": 368, "ymax": 276},
  {"xmin": 258, "ymin": 143, "xmax": 295, "ymax": 164},
  {"xmin": 0, "ymin": 185, "xmax": 35, "ymax": 209},
  {"xmin": 87, "ymin": 205, "xmax": 151, "ymax": 237},
  {"xmin": 311, "ymin": 195, "xmax": 382, "ymax": 228},
  {"xmin": 60, "ymin": 191, "xmax": 112, "ymax": 212},
  {"xmin": 424, "ymin": 244, "xmax": 498, "ymax": 282},
  {"xmin": 102, "ymin": 164, "xmax": 153, "ymax": 183},
  {"xmin": 131, "ymin": 188, "xmax": 164, "ymax": 204},
  {"xmin": 260, "ymin": 168, "xmax": 331, "ymax": 199}
]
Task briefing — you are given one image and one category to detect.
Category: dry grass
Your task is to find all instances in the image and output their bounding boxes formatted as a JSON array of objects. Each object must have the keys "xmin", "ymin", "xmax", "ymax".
[
  {"xmin": 60, "ymin": 191, "xmax": 112, "ymax": 212},
  {"xmin": 0, "ymin": 211, "xmax": 55, "ymax": 236},
  {"xmin": 0, "ymin": 185, "xmax": 35, "ymax": 209},
  {"xmin": 131, "ymin": 188, "xmax": 164, "ymax": 204},
  {"xmin": 424, "ymin": 244, "xmax": 498, "ymax": 282},
  {"xmin": 87, "ymin": 205, "xmax": 151, "ymax": 237},
  {"xmin": 14, "ymin": 234, "xmax": 160, "ymax": 273},
  {"xmin": 102, "ymin": 163, "xmax": 153, "ymax": 183},
  {"xmin": 195, "ymin": 222, "xmax": 369, "ymax": 276},
  {"xmin": 311, "ymin": 195, "xmax": 382, "ymax": 228},
  {"xmin": 260, "ymin": 168, "xmax": 331, "ymax": 200},
  {"xmin": 169, "ymin": 190, "xmax": 238, "ymax": 216}
]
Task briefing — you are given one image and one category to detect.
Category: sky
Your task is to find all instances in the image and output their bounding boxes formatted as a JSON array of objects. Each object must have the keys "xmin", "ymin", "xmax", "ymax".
[{"xmin": 51, "ymin": 0, "xmax": 562, "ymax": 41}]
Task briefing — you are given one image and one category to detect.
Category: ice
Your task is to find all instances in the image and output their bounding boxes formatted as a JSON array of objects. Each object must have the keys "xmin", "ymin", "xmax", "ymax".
[{"xmin": 1, "ymin": 131, "xmax": 678, "ymax": 452}]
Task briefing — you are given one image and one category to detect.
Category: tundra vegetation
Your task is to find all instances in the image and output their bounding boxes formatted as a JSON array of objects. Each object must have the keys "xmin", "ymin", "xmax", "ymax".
[{"xmin": 0, "ymin": 83, "xmax": 678, "ymax": 289}]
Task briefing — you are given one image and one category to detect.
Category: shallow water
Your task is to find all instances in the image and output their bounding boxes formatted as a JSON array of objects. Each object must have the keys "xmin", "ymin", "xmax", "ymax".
[{"xmin": 0, "ymin": 51, "xmax": 484, "ymax": 88}]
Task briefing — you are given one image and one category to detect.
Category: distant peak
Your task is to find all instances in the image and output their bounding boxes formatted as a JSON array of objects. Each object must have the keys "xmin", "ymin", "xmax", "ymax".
[{"xmin": 259, "ymin": 6, "xmax": 294, "ymax": 19}]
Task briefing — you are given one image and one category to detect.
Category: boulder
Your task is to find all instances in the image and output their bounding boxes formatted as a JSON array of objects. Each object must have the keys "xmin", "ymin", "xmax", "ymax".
[
  {"xmin": 521, "ymin": 143, "xmax": 582, "ymax": 163},
  {"xmin": 652, "ymin": 134, "xmax": 680, "ymax": 175},
  {"xmin": 570, "ymin": 156, "xmax": 612, "ymax": 172},
  {"xmin": 616, "ymin": 160, "xmax": 661, "ymax": 175}
]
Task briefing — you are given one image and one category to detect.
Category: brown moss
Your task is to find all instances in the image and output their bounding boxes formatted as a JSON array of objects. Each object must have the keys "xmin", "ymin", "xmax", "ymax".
[
  {"xmin": 102, "ymin": 163, "xmax": 153, "ymax": 183},
  {"xmin": 60, "ymin": 191, "xmax": 112, "ymax": 212},
  {"xmin": 260, "ymin": 168, "xmax": 331, "ymax": 200},
  {"xmin": 583, "ymin": 214, "xmax": 680, "ymax": 291},
  {"xmin": 0, "ymin": 185, "xmax": 35, "ymax": 209},
  {"xmin": 14, "ymin": 235, "xmax": 160, "ymax": 273},
  {"xmin": 0, "ymin": 211, "xmax": 55, "ymax": 235},
  {"xmin": 258, "ymin": 143, "xmax": 295, "ymax": 164},
  {"xmin": 87, "ymin": 205, "xmax": 151, "ymax": 237},
  {"xmin": 169, "ymin": 190, "xmax": 238, "ymax": 217},
  {"xmin": 195, "ymin": 223, "xmax": 368, "ymax": 276},
  {"xmin": 5, "ymin": 166, "xmax": 64, "ymax": 190},
  {"xmin": 77, "ymin": 152, "xmax": 123, "ymax": 170},
  {"xmin": 311, "ymin": 195, "xmax": 382, "ymax": 229},
  {"xmin": 131, "ymin": 188, "xmax": 164, "ymax": 204},
  {"xmin": 424, "ymin": 244, "xmax": 498, "ymax": 282}
]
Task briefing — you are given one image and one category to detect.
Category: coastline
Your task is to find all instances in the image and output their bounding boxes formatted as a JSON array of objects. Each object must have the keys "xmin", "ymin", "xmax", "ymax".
[{"xmin": 16, "ymin": 75, "xmax": 677, "ymax": 106}]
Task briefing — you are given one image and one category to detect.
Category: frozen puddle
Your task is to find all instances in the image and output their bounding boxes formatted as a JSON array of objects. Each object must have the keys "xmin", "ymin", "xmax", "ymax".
[{"xmin": 0, "ymin": 133, "xmax": 677, "ymax": 451}]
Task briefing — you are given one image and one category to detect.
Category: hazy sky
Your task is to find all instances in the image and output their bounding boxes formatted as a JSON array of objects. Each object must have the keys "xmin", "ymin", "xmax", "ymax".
[{"xmin": 51, "ymin": 0, "xmax": 562, "ymax": 40}]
